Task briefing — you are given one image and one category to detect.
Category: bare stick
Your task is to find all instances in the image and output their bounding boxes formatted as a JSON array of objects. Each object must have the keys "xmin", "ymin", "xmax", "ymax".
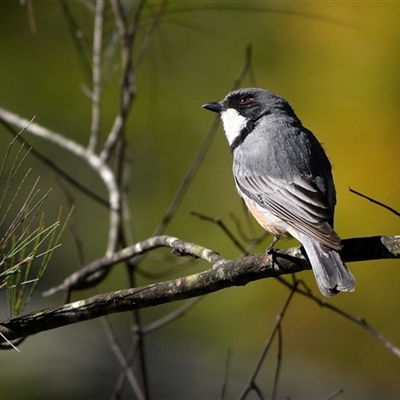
[
  {"xmin": 88, "ymin": 0, "xmax": 105, "ymax": 152},
  {"xmin": 220, "ymin": 348, "xmax": 232, "ymax": 400},
  {"xmin": 278, "ymin": 278, "xmax": 400, "ymax": 358},
  {"xmin": 238, "ymin": 284, "xmax": 297, "ymax": 400},
  {"xmin": 271, "ymin": 324, "xmax": 283, "ymax": 400},
  {"xmin": 100, "ymin": 315, "xmax": 145, "ymax": 400},
  {"xmin": 349, "ymin": 187, "xmax": 400, "ymax": 218},
  {"xmin": 153, "ymin": 45, "xmax": 254, "ymax": 236},
  {"xmin": 141, "ymin": 297, "xmax": 202, "ymax": 334},
  {"xmin": 101, "ymin": 0, "xmax": 146, "ymax": 161},
  {"xmin": 322, "ymin": 388, "xmax": 344, "ymax": 400},
  {"xmin": 111, "ymin": 340, "xmax": 140, "ymax": 399},
  {"xmin": 191, "ymin": 211, "xmax": 248, "ymax": 254}
]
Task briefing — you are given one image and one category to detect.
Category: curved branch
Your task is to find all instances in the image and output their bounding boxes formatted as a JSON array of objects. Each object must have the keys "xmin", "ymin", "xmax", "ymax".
[
  {"xmin": 42, "ymin": 235, "xmax": 224, "ymax": 295},
  {"xmin": 0, "ymin": 108, "xmax": 120, "ymax": 255}
]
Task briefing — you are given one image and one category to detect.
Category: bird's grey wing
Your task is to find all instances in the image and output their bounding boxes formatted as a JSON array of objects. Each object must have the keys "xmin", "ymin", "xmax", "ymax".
[{"xmin": 235, "ymin": 173, "xmax": 342, "ymax": 250}]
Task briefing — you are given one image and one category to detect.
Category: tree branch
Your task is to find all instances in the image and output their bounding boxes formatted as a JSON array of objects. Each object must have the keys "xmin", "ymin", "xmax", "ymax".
[
  {"xmin": 42, "ymin": 235, "xmax": 224, "ymax": 295},
  {"xmin": 100, "ymin": 0, "xmax": 145, "ymax": 161},
  {"xmin": 0, "ymin": 234, "xmax": 398, "ymax": 346},
  {"xmin": 88, "ymin": 0, "xmax": 105, "ymax": 152},
  {"xmin": 0, "ymin": 108, "xmax": 121, "ymax": 256}
]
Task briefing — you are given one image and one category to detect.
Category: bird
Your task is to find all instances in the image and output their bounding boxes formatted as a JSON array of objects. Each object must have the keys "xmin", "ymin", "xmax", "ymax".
[{"xmin": 202, "ymin": 87, "xmax": 355, "ymax": 297}]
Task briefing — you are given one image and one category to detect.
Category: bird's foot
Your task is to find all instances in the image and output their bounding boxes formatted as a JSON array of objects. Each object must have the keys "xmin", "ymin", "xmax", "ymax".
[{"xmin": 265, "ymin": 236, "xmax": 280, "ymax": 254}]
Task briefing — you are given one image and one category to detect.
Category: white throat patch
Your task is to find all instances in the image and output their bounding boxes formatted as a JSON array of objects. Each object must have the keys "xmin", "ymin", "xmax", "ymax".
[{"xmin": 220, "ymin": 108, "xmax": 247, "ymax": 146}]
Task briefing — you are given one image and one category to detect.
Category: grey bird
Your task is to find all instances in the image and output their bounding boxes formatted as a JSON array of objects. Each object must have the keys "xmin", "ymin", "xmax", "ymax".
[{"xmin": 202, "ymin": 88, "xmax": 355, "ymax": 297}]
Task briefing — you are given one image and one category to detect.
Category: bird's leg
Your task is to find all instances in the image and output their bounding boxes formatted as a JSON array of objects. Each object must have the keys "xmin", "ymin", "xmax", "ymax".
[{"xmin": 266, "ymin": 235, "xmax": 280, "ymax": 254}]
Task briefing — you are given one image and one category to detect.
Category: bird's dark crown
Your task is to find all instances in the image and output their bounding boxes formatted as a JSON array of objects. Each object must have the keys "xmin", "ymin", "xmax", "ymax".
[{"xmin": 222, "ymin": 88, "xmax": 297, "ymax": 120}]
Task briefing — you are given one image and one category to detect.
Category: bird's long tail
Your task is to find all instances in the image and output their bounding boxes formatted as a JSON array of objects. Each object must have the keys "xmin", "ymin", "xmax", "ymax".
[{"xmin": 301, "ymin": 237, "xmax": 356, "ymax": 297}]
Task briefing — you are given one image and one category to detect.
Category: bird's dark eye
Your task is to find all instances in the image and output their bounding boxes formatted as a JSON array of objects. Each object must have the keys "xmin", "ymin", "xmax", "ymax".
[{"xmin": 238, "ymin": 96, "xmax": 252, "ymax": 105}]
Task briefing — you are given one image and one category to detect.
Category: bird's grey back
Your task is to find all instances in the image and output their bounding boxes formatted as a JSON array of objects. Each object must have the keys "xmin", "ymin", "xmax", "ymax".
[{"xmin": 233, "ymin": 109, "xmax": 336, "ymax": 214}]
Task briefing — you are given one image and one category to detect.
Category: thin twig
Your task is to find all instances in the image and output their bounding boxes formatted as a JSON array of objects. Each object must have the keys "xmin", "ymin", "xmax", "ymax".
[
  {"xmin": 120, "ymin": 149, "xmax": 136, "ymax": 244},
  {"xmin": 251, "ymin": 383, "xmax": 265, "ymax": 400},
  {"xmin": 153, "ymin": 45, "xmax": 254, "ymax": 236},
  {"xmin": 271, "ymin": 324, "xmax": 283, "ymax": 400},
  {"xmin": 141, "ymin": 297, "xmax": 202, "ymax": 334},
  {"xmin": 88, "ymin": 0, "xmax": 105, "ymax": 152},
  {"xmin": 220, "ymin": 348, "xmax": 232, "ymax": 400},
  {"xmin": 277, "ymin": 279, "xmax": 400, "ymax": 358},
  {"xmin": 238, "ymin": 284, "xmax": 298, "ymax": 400},
  {"xmin": 0, "ymin": 331, "xmax": 20, "ymax": 352},
  {"xmin": 322, "ymin": 388, "xmax": 343, "ymax": 400},
  {"xmin": 153, "ymin": 114, "xmax": 221, "ymax": 236},
  {"xmin": 191, "ymin": 211, "xmax": 248, "ymax": 254},
  {"xmin": 194, "ymin": 209, "xmax": 271, "ymax": 257},
  {"xmin": 101, "ymin": 0, "xmax": 146, "ymax": 161},
  {"xmin": 99, "ymin": 315, "xmax": 145, "ymax": 400},
  {"xmin": 126, "ymin": 261, "xmax": 150, "ymax": 400},
  {"xmin": 349, "ymin": 187, "xmax": 400, "ymax": 217},
  {"xmin": 111, "ymin": 340, "xmax": 139, "ymax": 399},
  {"xmin": 136, "ymin": 253, "xmax": 196, "ymax": 280}
]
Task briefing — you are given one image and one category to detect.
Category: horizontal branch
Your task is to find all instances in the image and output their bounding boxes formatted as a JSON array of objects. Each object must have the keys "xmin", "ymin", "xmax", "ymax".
[
  {"xmin": 0, "ymin": 234, "xmax": 398, "ymax": 345},
  {"xmin": 0, "ymin": 249, "xmax": 304, "ymax": 344}
]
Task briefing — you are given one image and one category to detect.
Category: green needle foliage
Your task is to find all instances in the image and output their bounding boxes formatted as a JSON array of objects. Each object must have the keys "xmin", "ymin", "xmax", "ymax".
[{"xmin": 0, "ymin": 136, "xmax": 72, "ymax": 317}]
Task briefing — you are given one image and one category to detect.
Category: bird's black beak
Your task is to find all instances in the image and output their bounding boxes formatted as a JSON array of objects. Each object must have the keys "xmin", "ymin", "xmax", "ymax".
[{"xmin": 202, "ymin": 101, "xmax": 224, "ymax": 113}]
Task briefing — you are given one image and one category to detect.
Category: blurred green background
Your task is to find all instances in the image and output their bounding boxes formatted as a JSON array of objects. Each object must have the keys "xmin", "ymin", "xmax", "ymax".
[{"xmin": 1, "ymin": 1, "xmax": 400, "ymax": 399}]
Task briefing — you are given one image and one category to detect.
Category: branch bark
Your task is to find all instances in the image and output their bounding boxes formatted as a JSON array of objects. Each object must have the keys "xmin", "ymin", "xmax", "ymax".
[{"xmin": 0, "ymin": 234, "xmax": 398, "ymax": 345}]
